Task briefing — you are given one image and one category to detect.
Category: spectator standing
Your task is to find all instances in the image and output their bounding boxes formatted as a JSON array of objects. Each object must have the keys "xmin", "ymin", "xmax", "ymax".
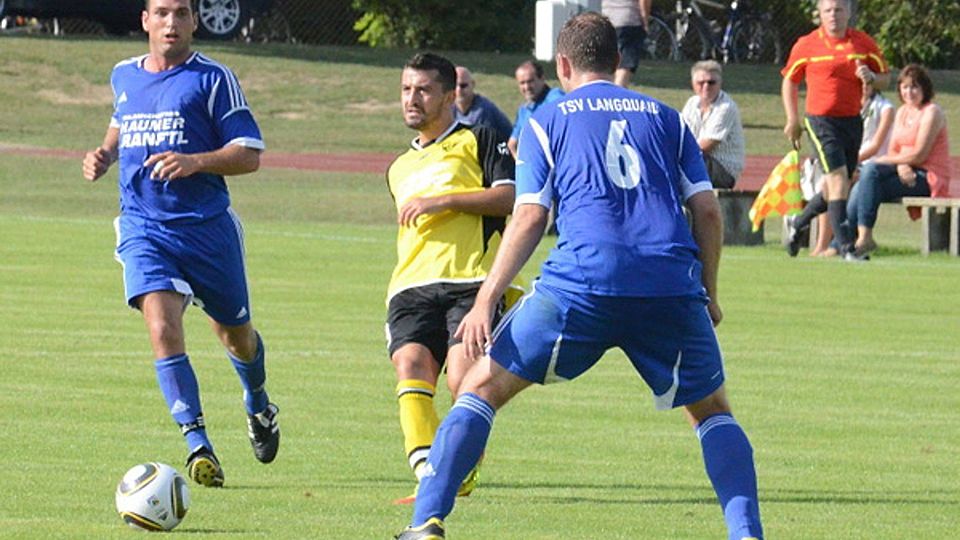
[
  {"xmin": 602, "ymin": 0, "xmax": 652, "ymax": 87},
  {"xmin": 386, "ymin": 53, "xmax": 516, "ymax": 504},
  {"xmin": 846, "ymin": 64, "xmax": 951, "ymax": 258},
  {"xmin": 81, "ymin": 0, "xmax": 279, "ymax": 488},
  {"xmin": 395, "ymin": 12, "xmax": 762, "ymax": 540},
  {"xmin": 507, "ymin": 60, "xmax": 564, "ymax": 157},
  {"xmin": 454, "ymin": 66, "xmax": 513, "ymax": 143},
  {"xmin": 781, "ymin": 0, "xmax": 888, "ymax": 259},
  {"xmin": 681, "ymin": 60, "xmax": 745, "ymax": 189}
]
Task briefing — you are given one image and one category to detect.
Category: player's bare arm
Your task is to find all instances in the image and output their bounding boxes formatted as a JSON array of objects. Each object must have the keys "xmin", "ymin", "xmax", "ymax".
[
  {"xmin": 83, "ymin": 127, "xmax": 120, "ymax": 182},
  {"xmin": 398, "ymin": 183, "xmax": 515, "ymax": 227},
  {"xmin": 781, "ymin": 78, "xmax": 802, "ymax": 148},
  {"xmin": 145, "ymin": 144, "xmax": 261, "ymax": 181},
  {"xmin": 456, "ymin": 203, "xmax": 548, "ymax": 359},
  {"xmin": 687, "ymin": 190, "xmax": 723, "ymax": 326}
]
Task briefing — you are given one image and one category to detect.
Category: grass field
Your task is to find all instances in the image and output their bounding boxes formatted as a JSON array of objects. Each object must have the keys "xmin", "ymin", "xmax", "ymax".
[{"xmin": 1, "ymin": 36, "xmax": 959, "ymax": 538}]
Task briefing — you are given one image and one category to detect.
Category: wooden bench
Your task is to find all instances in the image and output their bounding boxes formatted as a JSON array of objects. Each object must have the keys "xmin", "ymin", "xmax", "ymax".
[{"xmin": 900, "ymin": 197, "xmax": 960, "ymax": 256}]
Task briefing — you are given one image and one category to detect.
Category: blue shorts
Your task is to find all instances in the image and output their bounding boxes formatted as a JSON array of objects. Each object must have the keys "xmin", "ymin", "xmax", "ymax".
[
  {"xmin": 114, "ymin": 209, "xmax": 252, "ymax": 325},
  {"xmin": 489, "ymin": 281, "xmax": 724, "ymax": 410}
]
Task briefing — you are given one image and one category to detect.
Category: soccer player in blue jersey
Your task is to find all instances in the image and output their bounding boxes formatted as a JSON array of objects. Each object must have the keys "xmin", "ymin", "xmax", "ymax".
[
  {"xmin": 81, "ymin": 0, "xmax": 279, "ymax": 488},
  {"xmin": 395, "ymin": 12, "xmax": 763, "ymax": 540}
]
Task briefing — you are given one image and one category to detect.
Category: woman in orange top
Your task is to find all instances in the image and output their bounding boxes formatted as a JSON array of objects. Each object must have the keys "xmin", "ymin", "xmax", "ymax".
[{"xmin": 846, "ymin": 64, "xmax": 951, "ymax": 258}]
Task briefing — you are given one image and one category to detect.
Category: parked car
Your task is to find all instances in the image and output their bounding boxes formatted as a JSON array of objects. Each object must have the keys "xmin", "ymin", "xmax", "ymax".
[{"xmin": 0, "ymin": 0, "xmax": 273, "ymax": 40}]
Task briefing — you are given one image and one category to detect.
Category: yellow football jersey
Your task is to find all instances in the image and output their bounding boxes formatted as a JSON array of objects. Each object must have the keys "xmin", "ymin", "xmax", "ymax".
[{"xmin": 386, "ymin": 123, "xmax": 515, "ymax": 301}]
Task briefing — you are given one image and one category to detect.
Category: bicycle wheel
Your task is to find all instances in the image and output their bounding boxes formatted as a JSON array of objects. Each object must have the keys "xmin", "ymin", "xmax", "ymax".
[
  {"xmin": 665, "ymin": 12, "xmax": 712, "ymax": 62},
  {"xmin": 644, "ymin": 15, "xmax": 679, "ymax": 61},
  {"xmin": 730, "ymin": 18, "xmax": 783, "ymax": 64}
]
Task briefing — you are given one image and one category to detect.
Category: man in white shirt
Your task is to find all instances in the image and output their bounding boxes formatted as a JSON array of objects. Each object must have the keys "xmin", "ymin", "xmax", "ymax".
[{"xmin": 681, "ymin": 60, "xmax": 745, "ymax": 189}]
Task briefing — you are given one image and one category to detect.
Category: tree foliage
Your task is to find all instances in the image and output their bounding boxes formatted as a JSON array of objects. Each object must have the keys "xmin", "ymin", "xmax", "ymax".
[
  {"xmin": 857, "ymin": 0, "xmax": 960, "ymax": 69},
  {"xmin": 352, "ymin": 0, "xmax": 535, "ymax": 52}
]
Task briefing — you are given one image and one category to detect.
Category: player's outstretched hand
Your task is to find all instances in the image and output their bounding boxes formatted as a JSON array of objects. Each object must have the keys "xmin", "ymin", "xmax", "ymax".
[
  {"xmin": 144, "ymin": 151, "xmax": 199, "ymax": 181},
  {"xmin": 82, "ymin": 147, "xmax": 112, "ymax": 182},
  {"xmin": 455, "ymin": 303, "xmax": 495, "ymax": 360}
]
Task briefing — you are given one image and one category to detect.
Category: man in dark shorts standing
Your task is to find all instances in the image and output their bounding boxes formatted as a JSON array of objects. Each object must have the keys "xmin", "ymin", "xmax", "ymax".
[
  {"xmin": 602, "ymin": 0, "xmax": 651, "ymax": 87},
  {"xmin": 386, "ymin": 52, "xmax": 517, "ymax": 504},
  {"xmin": 781, "ymin": 0, "xmax": 888, "ymax": 259}
]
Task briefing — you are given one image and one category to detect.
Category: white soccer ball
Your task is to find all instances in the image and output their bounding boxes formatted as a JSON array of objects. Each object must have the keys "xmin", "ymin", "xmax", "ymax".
[{"xmin": 115, "ymin": 462, "xmax": 190, "ymax": 531}]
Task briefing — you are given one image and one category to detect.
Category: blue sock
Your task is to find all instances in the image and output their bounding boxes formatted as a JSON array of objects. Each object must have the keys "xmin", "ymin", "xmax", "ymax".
[
  {"xmin": 697, "ymin": 413, "xmax": 763, "ymax": 540},
  {"xmin": 412, "ymin": 393, "xmax": 494, "ymax": 526},
  {"xmin": 155, "ymin": 354, "xmax": 212, "ymax": 453},
  {"xmin": 228, "ymin": 333, "xmax": 269, "ymax": 415}
]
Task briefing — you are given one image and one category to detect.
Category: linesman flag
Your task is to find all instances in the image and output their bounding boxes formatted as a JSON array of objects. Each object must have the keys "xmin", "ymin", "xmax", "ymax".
[{"xmin": 749, "ymin": 150, "xmax": 804, "ymax": 232}]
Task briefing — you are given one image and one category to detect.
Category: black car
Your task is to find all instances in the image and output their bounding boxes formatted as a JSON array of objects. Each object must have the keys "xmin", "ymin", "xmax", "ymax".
[{"xmin": 0, "ymin": 0, "xmax": 273, "ymax": 40}]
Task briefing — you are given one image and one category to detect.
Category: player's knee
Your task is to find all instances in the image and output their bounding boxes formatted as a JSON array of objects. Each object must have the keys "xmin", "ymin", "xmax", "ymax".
[
  {"xmin": 391, "ymin": 345, "xmax": 440, "ymax": 381},
  {"xmin": 217, "ymin": 324, "xmax": 258, "ymax": 361},
  {"xmin": 684, "ymin": 386, "xmax": 732, "ymax": 426}
]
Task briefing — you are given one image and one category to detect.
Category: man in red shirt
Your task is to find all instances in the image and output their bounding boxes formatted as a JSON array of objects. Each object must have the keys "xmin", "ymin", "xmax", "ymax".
[{"xmin": 781, "ymin": 0, "xmax": 888, "ymax": 259}]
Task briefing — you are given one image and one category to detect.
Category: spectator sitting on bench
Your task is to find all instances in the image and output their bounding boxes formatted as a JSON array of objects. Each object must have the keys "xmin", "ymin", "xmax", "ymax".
[
  {"xmin": 789, "ymin": 81, "xmax": 894, "ymax": 257},
  {"xmin": 845, "ymin": 64, "xmax": 951, "ymax": 259},
  {"xmin": 681, "ymin": 60, "xmax": 745, "ymax": 189}
]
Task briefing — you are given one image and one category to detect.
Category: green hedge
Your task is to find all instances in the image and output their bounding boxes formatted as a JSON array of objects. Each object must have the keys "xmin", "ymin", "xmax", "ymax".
[
  {"xmin": 352, "ymin": 0, "xmax": 535, "ymax": 52},
  {"xmin": 352, "ymin": 0, "xmax": 960, "ymax": 68}
]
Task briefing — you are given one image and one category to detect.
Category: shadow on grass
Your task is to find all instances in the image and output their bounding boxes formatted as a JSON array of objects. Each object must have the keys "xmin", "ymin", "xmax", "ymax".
[{"xmin": 363, "ymin": 476, "xmax": 958, "ymax": 507}]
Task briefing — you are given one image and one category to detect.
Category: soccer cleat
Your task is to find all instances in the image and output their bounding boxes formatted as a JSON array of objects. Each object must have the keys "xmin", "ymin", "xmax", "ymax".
[
  {"xmin": 395, "ymin": 517, "xmax": 445, "ymax": 540},
  {"xmin": 247, "ymin": 402, "xmax": 280, "ymax": 463},
  {"xmin": 392, "ymin": 464, "xmax": 481, "ymax": 505},
  {"xmin": 186, "ymin": 447, "xmax": 224, "ymax": 488},
  {"xmin": 456, "ymin": 462, "xmax": 480, "ymax": 498},
  {"xmin": 784, "ymin": 215, "xmax": 802, "ymax": 257}
]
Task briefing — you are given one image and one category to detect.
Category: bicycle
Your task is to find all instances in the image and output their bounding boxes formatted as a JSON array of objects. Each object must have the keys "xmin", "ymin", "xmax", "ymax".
[
  {"xmin": 643, "ymin": 13, "xmax": 679, "ymax": 62},
  {"xmin": 666, "ymin": 0, "xmax": 783, "ymax": 64}
]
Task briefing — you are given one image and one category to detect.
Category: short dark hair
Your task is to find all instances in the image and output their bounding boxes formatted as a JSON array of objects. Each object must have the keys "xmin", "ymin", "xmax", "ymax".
[
  {"xmin": 144, "ymin": 0, "xmax": 197, "ymax": 9},
  {"xmin": 517, "ymin": 60, "xmax": 545, "ymax": 79},
  {"xmin": 897, "ymin": 64, "xmax": 935, "ymax": 105},
  {"xmin": 404, "ymin": 53, "xmax": 457, "ymax": 93},
  {"xmin": 556, "ymin": 12, "xmax": 619, "ymax": 75}
]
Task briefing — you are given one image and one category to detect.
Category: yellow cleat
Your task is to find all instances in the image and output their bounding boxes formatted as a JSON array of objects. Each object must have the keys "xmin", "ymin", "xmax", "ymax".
[
  {"xmin": 392, "ymin": 463, "xmax": 481, "ymax": 505},
  {"xmin": 395, "ymin": 517, "xmax": 445, "ymax": 540}
]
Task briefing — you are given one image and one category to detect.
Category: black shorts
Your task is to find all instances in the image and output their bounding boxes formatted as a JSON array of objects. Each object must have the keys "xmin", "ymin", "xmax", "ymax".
[
  {"xmin": 805, "ymin": 115, "xmax": 863, "ymax": 178},
  {"xmin": 615, "ymin": 25, "xmax": 647, "ymax": 72},
  {"xmin": 386, "ymin": 282, "xmax": 502, "ymax": 366}
]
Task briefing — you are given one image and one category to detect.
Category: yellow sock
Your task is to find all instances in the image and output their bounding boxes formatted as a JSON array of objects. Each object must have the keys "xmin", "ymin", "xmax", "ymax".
[{"xmin": 396, "ymin": 379, "xmax": 439, "ymax": 478}]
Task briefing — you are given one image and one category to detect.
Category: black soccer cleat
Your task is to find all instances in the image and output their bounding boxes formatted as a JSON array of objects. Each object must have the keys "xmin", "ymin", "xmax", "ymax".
[
  {"xmin": 186, "ymin": 446, "xmax": 224, "ymax": 488},
  {"xmin": 395, "ymin": 518, "xmax": 445, "ymax": 540},
  {"xmin": 784, "ymin": 215, "xmax": 802, "ymax": 257},
  {"xmin": 247, "ymin": 402, "xmax": 280, "ymax": 463}
]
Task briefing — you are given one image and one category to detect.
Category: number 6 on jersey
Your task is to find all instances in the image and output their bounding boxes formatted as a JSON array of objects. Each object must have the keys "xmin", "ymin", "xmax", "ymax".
[{"xmin": 605, "ymin": 119, "xmax": 641, "ymax": 189}]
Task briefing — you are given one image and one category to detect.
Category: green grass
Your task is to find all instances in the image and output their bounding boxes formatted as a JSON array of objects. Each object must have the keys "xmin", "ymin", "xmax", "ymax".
[
  {"xmin": 1, "ymin": 36, "xmax": 959, "ymax": 539},
  {"xmin": 2, "ymin": 36, "xmax": 960, "ymax": 155}
]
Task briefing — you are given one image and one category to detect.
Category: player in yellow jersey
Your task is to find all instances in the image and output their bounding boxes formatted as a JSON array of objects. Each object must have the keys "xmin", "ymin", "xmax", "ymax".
[{"xmin": 385, "ymin": 53, "xmax": 517, "ymax": 504}]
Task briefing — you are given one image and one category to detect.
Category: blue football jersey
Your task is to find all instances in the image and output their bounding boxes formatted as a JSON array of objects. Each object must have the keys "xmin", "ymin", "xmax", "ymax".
[
  {"xmin": 109, "ymin": 52, "xmax": 264, "ymax": 222},
  {"xmin": 516, "ymin": 80, "xmax": 712, "ymax": 297}
]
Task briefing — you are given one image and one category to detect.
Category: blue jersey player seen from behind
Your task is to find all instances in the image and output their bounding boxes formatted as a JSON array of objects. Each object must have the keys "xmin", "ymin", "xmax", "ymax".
[
  {"xmin": 395, "ymin": 12, "xmax": 763, "ymax": 540},
  {"xmin": 82, "ymin": 0, "xmax": 279, "ymax": 488}
]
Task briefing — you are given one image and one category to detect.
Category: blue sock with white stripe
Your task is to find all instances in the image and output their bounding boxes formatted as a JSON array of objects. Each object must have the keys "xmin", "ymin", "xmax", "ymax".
[
  {"xmin": 697, "ymin": 413, "xmax": 763, "ymax": 540},
  {"xmin": 228, "ymin": 333, "xmax": 269, "ymax": 415},
  {"xmin": 155, "ymin": 354, "xmax": 212, "ymax": 453},
  {"xmin": 412, "ymin": 393, "xmax": 494, "ymax": 526}
]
